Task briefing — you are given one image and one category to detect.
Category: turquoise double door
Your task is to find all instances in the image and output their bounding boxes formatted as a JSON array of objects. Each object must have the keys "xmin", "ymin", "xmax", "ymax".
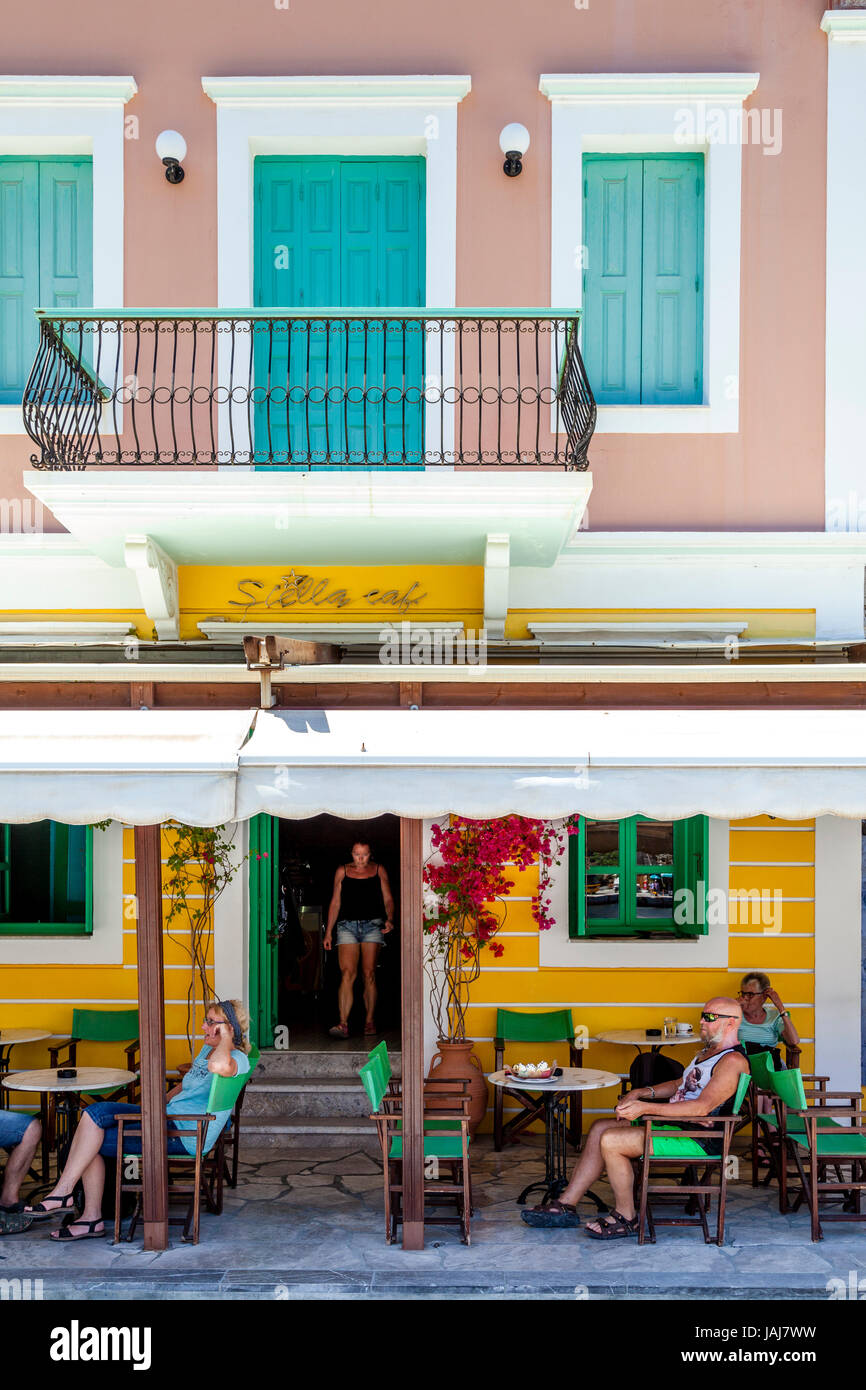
[{"xmin": 253, "ymin": 156, "xmax": 426, "ymax": 466}]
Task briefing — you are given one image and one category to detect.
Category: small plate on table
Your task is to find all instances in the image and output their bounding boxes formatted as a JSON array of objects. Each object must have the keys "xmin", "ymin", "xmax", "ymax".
[{"xmin": 505, "ymin": 1070, "xmax": 558, "ymax": 1084}]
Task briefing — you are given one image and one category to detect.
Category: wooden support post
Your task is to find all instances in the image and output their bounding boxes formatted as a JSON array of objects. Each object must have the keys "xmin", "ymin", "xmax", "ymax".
[
  {"xmin": 400, "ymin": 816, "xmax": 425, "ymax": 1250},
  {"xmin": 134, "ymin": 824, "xmax": 169, "ymax": 1252}
]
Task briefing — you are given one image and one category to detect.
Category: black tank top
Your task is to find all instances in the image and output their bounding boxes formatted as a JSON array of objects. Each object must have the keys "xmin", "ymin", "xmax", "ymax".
[{"xmin": 338, "ymin": 865, "xmax": 385, "ymax": 922}]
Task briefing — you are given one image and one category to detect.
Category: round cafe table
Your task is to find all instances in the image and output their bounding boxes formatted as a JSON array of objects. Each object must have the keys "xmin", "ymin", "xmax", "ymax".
[
  {"xmin": 0, "ymin": 1028, "xmax": 51, "ymax": 1110},
  {"xmin": 593, "ymin": 1028, "xmax": 700, "ymax": 1058},
  {"xmin": 488, "ymin": 1066, "xmax": 620, "ymax": 1210},
  {"xmin": 2, "ymin": 1067, "xmax": 137, "ymax": 1173}
]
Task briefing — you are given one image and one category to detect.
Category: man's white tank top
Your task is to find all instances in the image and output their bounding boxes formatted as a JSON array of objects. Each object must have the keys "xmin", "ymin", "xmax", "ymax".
[{"xmin": 670, "ymin": 1045, "xmax": 744, "ymax": 1119}]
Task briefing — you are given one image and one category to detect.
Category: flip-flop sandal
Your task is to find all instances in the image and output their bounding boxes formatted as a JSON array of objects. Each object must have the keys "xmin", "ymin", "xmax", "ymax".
[
  {"xmin": 23, "ymin": 1193, "xmax": 77, "ymax": 1221},
  {"xmin": 364, "ymin": 1022, "xmax": 377, "ymax": 1036},
  {"xmin": 521, "ymin": 1200, "xmax": 580, "ymax": 1228},
  {"xmin": 584, "ymin": 1210, "xmax": 639, "ymax": 1240},
  {"xmin": 50, "ymin": 1220, "xmax": 106, "ymax": 1242},
  {"xmin": 329, "ymin": 1024, "xmax": 349, "ymax": 1039}
]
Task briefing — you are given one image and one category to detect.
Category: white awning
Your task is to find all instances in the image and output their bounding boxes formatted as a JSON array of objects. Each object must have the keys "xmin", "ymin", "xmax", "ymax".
[
  {"xmin": 0, "ymin": 710, "xmax": 254, "ymax": 825},
  {"xmin": 236, "ymin": 708, "xmax": 866, "ymax": 821}
]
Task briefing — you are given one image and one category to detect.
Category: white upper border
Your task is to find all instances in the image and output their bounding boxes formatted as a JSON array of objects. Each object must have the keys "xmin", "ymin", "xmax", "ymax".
[
  {"xmin": 0, "ymin": 75, "xmax": 137, "ymax": 104},
  {"xmin": 821, "ymin": 10, "xmax": 866, "ymax": 41},
  {"xmin": 542, "ymin": 72, "xmax": 759, "ymax": 435},
  {"xmin": 539, "ymin": 73, "xmax": 760, "ymax": 102},
  {"xmin": 202, "ymin": 75, "xmax": 472, "ymax": 104}
]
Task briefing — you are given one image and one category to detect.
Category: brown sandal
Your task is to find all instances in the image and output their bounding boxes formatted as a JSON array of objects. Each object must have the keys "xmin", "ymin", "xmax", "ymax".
[{"xmin": 585, "ymin": 1209, "xmax": 639, "ymax": 1240}]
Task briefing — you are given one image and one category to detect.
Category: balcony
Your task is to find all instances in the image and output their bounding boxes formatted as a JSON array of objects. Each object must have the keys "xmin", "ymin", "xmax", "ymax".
[{"xmin": 23, "ymin": 309, "xmax": 596, "ymax": 471}]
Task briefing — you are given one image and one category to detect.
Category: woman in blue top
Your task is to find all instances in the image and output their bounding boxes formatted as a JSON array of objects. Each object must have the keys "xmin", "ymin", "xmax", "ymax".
[
  {"xmin": 737, "ymin": 972, "xmax": 799, "ymax": 1068},
  {"xmin": 25, "ymin": 998, "xmax": 250, "ymax": 1242}
]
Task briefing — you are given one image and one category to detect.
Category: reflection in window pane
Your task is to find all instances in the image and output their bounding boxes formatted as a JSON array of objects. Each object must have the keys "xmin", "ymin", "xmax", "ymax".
[
  {"xmin": 636, "ymin": 821, "xmax": 674, "ymax": 866},
  {"xmin": 585, "ymin": 821, "xmax": 620, "ymax": 869},
  {"xmin": 585, "ymin": 873, "xmax": 619, "ymax": 920},
  {"xmin": 636, "ymin": 871, "xmax": 673, "ymax": 919}
]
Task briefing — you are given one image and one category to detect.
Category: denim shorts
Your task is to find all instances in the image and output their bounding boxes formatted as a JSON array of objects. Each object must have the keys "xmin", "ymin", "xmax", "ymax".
[
  {"xmin": 83, "ymin": 1101, "xmax": 189, "ymax": 1158},
  {"xmin": 335, "ymin": 918, "xmax": 385, "ymax": 946},
  {"xmin": 0, "ymin": 1108, "xmax": 34, "ymax": 1149}
]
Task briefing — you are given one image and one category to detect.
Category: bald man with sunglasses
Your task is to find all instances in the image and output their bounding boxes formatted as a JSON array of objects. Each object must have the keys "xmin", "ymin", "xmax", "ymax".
[{"xmin": 522, "ymin": 997, "xmax": 748, "ymax": 1239}]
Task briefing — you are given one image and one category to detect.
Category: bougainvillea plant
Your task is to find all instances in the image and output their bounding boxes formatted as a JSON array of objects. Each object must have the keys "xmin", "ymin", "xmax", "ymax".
[
  {"xmin": 423, "ymin": 815, "xmax": 578, "ymax": 1042},
  {"xmin": 164, "ymin": 824, "xmax": 244, "ymax": 1055}
]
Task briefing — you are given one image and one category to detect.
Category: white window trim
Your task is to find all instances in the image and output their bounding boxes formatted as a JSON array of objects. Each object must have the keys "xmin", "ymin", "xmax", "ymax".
[
  {"xmin": 0, "ymin": 76, "xmax": 135, "ymax": 436},
  {"xmin": 202, "ymin": 75, "xmax": 471, "ymax": 463},
  {"xmin": 540, "ymin": 73, "xmax": 759, "ymax": 435},
  {"xmin": 540, "ymin": 816, "xmax": 730, "ymax": 968},
  {"xmin": 820, "ymin": 13, "xmax": 866, "ymax": 529}
]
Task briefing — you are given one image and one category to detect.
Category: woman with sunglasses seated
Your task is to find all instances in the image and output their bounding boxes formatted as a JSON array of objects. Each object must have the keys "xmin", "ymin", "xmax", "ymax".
[
  {"xmin": 737, "ymin": 971, "xmax": 799, "ymax": 1070},
  {"xmin": 24, "ymin": 999, "xmax": 250, "ymax": 1242}
]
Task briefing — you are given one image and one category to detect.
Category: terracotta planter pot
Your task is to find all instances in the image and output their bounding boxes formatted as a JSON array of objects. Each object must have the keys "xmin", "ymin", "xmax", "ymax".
[{"xmin": 427, "ymin": 1039, "xmax": 488, "ymax": 1136}]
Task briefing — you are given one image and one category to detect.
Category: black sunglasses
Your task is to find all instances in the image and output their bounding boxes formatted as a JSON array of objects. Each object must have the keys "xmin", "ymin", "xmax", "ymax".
[{"xmin": 700, "ymin": 1011, "xmax": 739, "ymax": 1022}]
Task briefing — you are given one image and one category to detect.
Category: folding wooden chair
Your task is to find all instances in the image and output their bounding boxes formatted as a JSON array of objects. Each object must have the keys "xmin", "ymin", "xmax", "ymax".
[
  {"xmin": 493, "ymin": 1008, "xmax": 584, "ymax": 1151},
  {"xmin": 635, "ymin": 1072, "xmax": 750, "ymax": 1245},
  {"xmin": 359, "ymin": 1058, "xmax": 472, "ymax": 1246},
  {"xmin": 765, "ymin": 1066, "xmax": 866, "ymax": 1239}
]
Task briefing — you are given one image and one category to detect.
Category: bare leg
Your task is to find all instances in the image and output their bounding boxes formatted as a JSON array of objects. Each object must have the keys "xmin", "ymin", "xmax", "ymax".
[
  {"xmin": 53, "ymin": 1154, "xmax": 106, "ymax": 1237},
  {"xmin": 360, "ymin": 941, "xmax": 380, "ymax": 1027},
  {"xmin": 1, "ymin": 1118, "xmax": 41, "ymax": 1204},
  {"xmin": 337, "ymin": 944, "xmax": 359, "ymax": 1027},
  {"xmin": 26, "ymin": 1112, "xmax": 106, "ymax": 1211},
  {"xmin": 584, "ymin": 1127, "xmax": 646, "ymax": 1232},
  {"xmin": 556, "ymin": 1118, "xmax": 628, "ymax": 1206}
]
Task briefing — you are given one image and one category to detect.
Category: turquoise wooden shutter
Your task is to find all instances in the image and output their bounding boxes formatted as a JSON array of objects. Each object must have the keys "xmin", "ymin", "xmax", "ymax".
[
  {"xmin": 641, "ymin": 157, "xmax": 703, "ymax": 405},
  {"xmin": 0, "ymin": 161, "xmax": 40, "ymax": 403},
  {"xmin": 582, "ymin": 158, "xmax": 643, "ymax": 406},
  {"xmin": 254, "ymin": 157, "xmax": 424, "ymax": 465},
  {"xmin": 39, "ymin": 161, "xmax": 93, "ymax": 311},
  {"xmin": 378, "ymin": 162, "xmax": 424, "ymax": 464}
]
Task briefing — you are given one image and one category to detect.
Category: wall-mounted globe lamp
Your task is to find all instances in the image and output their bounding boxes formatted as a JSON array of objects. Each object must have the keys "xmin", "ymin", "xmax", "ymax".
[
  {"xmin": 156, "ymin": 130, "xmax": 187, "ymax": 184},
  {"xmin": 499, "ymin": 123, "xmax": 530, "ymax": 177}
]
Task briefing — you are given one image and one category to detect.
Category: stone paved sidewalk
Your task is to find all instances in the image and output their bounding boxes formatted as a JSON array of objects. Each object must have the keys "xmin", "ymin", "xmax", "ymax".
[{"xmin": 1, "ymin": 1138, "xmax": 862, "ymax": 1299}]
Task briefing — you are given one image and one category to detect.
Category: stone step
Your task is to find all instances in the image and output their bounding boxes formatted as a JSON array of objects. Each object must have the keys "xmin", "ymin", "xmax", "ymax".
[
  {"xmin": 244, "ymin": 1076, "xmax": 372, "ymax": 1119},
  {"xmin": 253, "ymin": 1048, "xmax": 401, "ymax": 1081},
  {"xmin": 240, "ymin": 1115, "xmax": 381, "ymax": 1152}
]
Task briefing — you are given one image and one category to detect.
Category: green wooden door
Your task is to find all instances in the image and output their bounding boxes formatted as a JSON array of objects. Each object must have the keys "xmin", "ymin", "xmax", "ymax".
[
  {"xmin": 249, "ymin": 813, "xmax": 280, "ymax": 1048},
  {"xmin": 253, "ymin": 156, "xmax": 425, "ymax": 465},
  {"xmin": 582, "ymin": 154, "xmax": 703, "ymax": 406},
  {"xmin": 0, "ymin": 157, "xmax": 92, "ymax": 404}
]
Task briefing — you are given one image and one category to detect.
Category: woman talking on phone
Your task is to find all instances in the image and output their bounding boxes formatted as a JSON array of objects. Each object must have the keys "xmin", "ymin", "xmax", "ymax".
[{"xmin": 324, "ymin": 841, "xmax": 394, "ymax": 1039}]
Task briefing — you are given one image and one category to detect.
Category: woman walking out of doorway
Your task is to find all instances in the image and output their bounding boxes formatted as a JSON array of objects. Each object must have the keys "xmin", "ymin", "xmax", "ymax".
[{"xmin": 324, "ymin": 841, "xmax": 394, "ymax": 1038}]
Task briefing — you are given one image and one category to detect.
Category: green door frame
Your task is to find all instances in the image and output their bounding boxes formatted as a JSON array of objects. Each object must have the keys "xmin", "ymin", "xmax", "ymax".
[{"xmin": 248, "ymin": 813, "xmax": 279, "ymax": 1048}]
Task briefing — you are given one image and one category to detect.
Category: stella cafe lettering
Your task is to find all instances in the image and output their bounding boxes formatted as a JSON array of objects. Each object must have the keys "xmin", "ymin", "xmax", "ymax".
[{"xmin": 229, "ymin": 571, "xmax": 427, "ymax": 617}]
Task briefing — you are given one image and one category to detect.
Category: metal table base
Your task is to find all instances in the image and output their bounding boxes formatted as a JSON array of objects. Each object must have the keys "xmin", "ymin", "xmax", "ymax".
[{"xmin": 515, "ymin": 1091, "xmax": 608, "ymax": 1213}]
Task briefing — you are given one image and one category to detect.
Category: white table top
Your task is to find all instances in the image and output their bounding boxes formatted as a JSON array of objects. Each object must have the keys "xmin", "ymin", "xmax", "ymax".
[
  {"xmin": 593, "ymin": 1029, "xmax": 699, "ymax": 1047},
  {"xmin": 0, "ymin": 1028, "xmax": 51, "ymax": 1046},
  {"xmin": 488, "ymin": 1066, "xmax": 621, "ymax": 1093},
  {"xmin": 1, "ymin": 1066, "xmax": 136, "ymax": 1093}
]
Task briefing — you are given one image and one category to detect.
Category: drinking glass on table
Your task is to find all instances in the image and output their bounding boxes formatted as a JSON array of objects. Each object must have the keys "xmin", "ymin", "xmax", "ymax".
[{"xmin": 663, "ymin": 1017, "xmax": 678, "ymax": 1038}]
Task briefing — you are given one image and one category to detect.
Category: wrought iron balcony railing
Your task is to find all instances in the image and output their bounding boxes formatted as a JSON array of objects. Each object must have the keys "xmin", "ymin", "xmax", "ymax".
[{"xmin": 23, "ymin": 309, "xmax": 596, "ymax": 470}]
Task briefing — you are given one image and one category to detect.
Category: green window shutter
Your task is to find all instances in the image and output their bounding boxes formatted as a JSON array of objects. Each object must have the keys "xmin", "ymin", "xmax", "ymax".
[
  {"xmin": 640, "ymin": 156, "xmax": 704, "ymax": 405},
  {"xmin": 672, "ymin": 814, "xmax": 709, "ymax": 937},
  {"xmin": 0, "ymin": 821, "xmax": 92, "ymax": 935},
  {"xmin": 582, "ymin": 158, "xmax": 643, "ymax": 405},
  {"xmin": 0, "ymin": 161, "xmax": 40, "ymax": 403},
  {"xmin": 376, "ymin": 160, "xmax": 424, "ymax": 464}
]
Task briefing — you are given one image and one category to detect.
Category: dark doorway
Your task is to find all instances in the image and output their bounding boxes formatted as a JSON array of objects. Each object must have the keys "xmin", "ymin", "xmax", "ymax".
[{"xmin": 276, "ymin": 814, "xmax": 401, "ymax": 1042}]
